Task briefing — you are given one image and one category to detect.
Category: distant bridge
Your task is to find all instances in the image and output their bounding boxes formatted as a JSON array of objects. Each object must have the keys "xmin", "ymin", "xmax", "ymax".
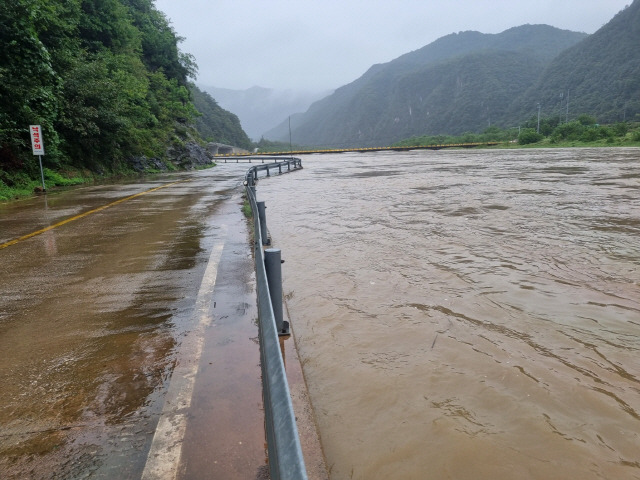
[
  {"xmin": 207, "ymin": 142, "xmax": 250, "ymax": 155},
  {"xmin": 213, "ymin": 142, "xmax": 499, "ymax": 157}
]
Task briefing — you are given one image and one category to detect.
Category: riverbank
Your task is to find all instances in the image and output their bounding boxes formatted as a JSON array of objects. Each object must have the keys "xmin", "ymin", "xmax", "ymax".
[
  {"xmin": 4, "ymin": 122, "xmax": 639, "ymax": 203},
  {"xmin": 394, "ymin": 120, "xmax": 640, "ymax": 150}
]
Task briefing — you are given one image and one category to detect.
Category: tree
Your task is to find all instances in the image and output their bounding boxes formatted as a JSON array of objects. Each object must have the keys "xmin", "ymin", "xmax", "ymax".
[
  {"xmin": 577, "ymin": 114, "xmax": 597, "ymax": 126},
  {"xmin": 518, "ymin": 128, "xmax": 543, "ymax": 145},
  {"xmin": 0, "ymin": 0, "xmax": 63, "ymax": 170}
]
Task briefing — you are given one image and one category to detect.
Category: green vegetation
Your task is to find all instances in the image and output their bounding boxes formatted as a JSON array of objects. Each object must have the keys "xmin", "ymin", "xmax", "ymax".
[
  {"xmin": 253, "ymin": 137, "xmax": 301, "ymax": 153},
  {"xmin": 190, "ymin": 86, "xmax": 252, "ymax": 149},
  {"xmin": 241, "ymin": 195, "xmax": 252, "ymax": 219},
  {"xmin": 1, "ymin": 0, "xmax": 193, "ymax": 172},
  {"xmin": 512, "ymin": 3, "xmax": 640, "ymax": 125},
  {"xmin": 0, "ymin": 0, "xmax": 251, "ymax": 201},
  {"xmin": 0, "ymin": 166, "xmax": 92, "ymax": 201},
  {"xmin": 393, "ymin": 120, "xmax": 640, "ymax": 149},
  {"xmin": 394, "ymin": 125, "xmax": 518, "ymax": 147},
  {"xmin": 271, "ymin": 25, "xmax": 588, "ymax": 148},
  {"xmin": 270, "ymin": 3, "xmax": 640, "ymax": 149}
]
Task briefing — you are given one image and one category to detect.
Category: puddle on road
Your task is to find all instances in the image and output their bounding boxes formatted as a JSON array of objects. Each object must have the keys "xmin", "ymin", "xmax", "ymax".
[{"xmin": 0, "ymin": 172, "xmax": 244, "ymax": 478}]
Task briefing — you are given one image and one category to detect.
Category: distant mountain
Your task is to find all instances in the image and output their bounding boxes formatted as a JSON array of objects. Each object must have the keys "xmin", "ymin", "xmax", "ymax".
[
  {"xmin": 190, "ymin": 85, "xmax": 252, "ymax": 149},
  {"xmin": 265, "ymin": 24, "xmax": 589, "ymax": 147},
  {"xmin": 199, "ymin": 85, "xmax": 331, "ymax": 140},
  {"xmin": 511, "ymin": 1, "xmax": 640, "ymax": 124}
]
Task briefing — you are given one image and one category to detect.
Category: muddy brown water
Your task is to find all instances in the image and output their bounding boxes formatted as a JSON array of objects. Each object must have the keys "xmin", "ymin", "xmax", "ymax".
[
  {"xmin": 259, "ymin": 148, "xmax": 640, "ymax": 480},
  {"xmin": 0, "ymin": 166, "xmax": 269, "ymax": 478}
]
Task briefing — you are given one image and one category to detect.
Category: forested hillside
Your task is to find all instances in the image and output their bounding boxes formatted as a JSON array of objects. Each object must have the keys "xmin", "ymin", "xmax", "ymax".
[
  {"xmin": 190, "ymin": 86, "xmax": 251, "ymax": 149},
  {"xmin": 265, "ymin": 24, "xmax": 587, "ymax": 147},
  {"xmin": 510, "ymin": 1, "xmax": 640, "ymax": 124},
  {"xmin": 0, "ymin": 0, "xmax": 249, "ymax": 192},
  {"xmin": 200, "ymin": 85, "xmax": 331, "ymax": 141},
  {"xmin": 268, "ymin": 2, "xmax": 640, "ymax": 148}
]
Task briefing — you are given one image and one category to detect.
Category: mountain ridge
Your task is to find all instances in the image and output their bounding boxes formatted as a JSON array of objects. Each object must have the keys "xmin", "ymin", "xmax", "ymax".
[
  {"xmin": 263, "ymin": 13, "xmax": 640, "ymax": 147},
  {"xmin": 199, "ymin": 85, "xmax": 330, "ymax": 140},
  {"xmin": 510, "ymin": 1, "xmax": 640, "ymax": 124}
]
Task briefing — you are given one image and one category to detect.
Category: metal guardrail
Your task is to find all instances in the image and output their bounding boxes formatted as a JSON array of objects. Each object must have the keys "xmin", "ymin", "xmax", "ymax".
[
  {"xmin": 243, "ymin": 157, "xmax": 307, "ymax": 480},
  {"xmin": 219, "ymin": 155, "xmax": 301, "ymax": 163}
]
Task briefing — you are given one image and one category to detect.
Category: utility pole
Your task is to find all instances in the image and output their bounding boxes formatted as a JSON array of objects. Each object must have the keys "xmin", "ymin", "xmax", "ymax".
[
  {"xmin": 537, "ymin": 103, "xmax": 541, "ymax": 134},
  {"xmin": 565, "ymin": 89, "xmax": 569, "ymax": 123}
]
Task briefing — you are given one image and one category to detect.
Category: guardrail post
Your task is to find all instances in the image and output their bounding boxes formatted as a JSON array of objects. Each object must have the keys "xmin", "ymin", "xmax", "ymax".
[
  {"xmin": 266, "ymin": 165, "xmax": 271, "ymax": 177},
  {"xmin": 245, "ymin": 172, "xmax": 256, "ymax": 196},
  {"xmin": 265, "ymin": 249, "xmax": 289, "ymax": 336},
  {"xmin": 257, "ymin": 201, "xmax": 270, "ymax": 246}
]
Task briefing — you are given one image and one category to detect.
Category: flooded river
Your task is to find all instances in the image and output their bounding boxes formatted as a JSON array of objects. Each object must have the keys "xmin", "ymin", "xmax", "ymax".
[{"xmin": 259, "ymin": 148, "xmax": 640, "ymax": 480}]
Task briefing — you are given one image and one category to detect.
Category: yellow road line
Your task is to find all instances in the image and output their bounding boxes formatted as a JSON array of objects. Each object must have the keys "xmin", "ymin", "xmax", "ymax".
[{"xmin": 0, "ymin": 179, "xmax": 191, "ymax": 250}]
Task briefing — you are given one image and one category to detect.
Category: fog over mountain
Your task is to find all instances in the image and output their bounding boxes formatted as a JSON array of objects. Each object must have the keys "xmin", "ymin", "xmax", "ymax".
[
  {"xmin": 198, "ymin": 86, "xmax": 331, "ymax": 141},
  {"xmin": 264, "ymin": 24, "xmax": 588, "ymax": 146},
  {"xmin": 156, "ymin": 0, "xmax": 630, "ymax": 93},
  {"xmin": 259, "ymin": 2, "xmax": 640, "ymax": 148}
]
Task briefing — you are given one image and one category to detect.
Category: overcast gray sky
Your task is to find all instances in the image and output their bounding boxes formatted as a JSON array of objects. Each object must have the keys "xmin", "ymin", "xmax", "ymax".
[{"xmin": 154, "ymin": 0, "xmax": 631, "ymax": 92}]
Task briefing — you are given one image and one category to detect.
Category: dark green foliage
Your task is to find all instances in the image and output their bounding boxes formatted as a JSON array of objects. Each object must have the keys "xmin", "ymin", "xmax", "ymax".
[
  {"xmin": 0, "ymin": 0, "xmax": 63, "ymax": 170},
  {"xmin": 122, "ymin": 0, "xmax": 196, "ymax": 84},
  {"xmin": 518, "ymin": 129, "xmax": 544, "ymax": 145},
  {"xmin": 577, "ymin": 114, "xmax": 597, "ymax": 126},
  {"xmin": 511, "ymin": 2, "xmax": 640, "ymax": 125},
  {"xmin": 394, "ymin": 125, "xmax": 520, "ymax": 147},
  {"xmin": 0, "ymin": 0, "xmax": 249, "ymax": 184},
  {"xmin": 614, "ymin": 122, "xmax": 629, "ymax": 136},
  {"xmin": 254, "ymin": 137, "xmax": 303, "ymax": 153},
  {"xmin": 78, "ymin": 0, "xmax": 139, "ymax": 53},
  {"xmin": 548, "ymin": 119, "xmax": 616, "ymax": 143},
  {"xmin": 550, "ymin": 121, "xmax": 585, "ymax": 142},
  {"xmin": 393, "ymin": 121, "xmax": 640, "ymax": 148},
  {"xmin": 190, "ymin": 85, "xmax": 252, "ymax": 150}
]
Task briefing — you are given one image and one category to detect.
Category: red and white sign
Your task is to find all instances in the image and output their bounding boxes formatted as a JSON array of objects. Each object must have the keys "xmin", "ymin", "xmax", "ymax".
[{"xmin": 29, "ymin": 125, "xmax": 45, "ymax": 156}]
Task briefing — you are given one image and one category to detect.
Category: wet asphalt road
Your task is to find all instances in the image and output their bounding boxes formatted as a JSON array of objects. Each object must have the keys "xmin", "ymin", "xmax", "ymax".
[{"xmin": 0, "ymin": 166, "xmax": 268, "ymax": 479}]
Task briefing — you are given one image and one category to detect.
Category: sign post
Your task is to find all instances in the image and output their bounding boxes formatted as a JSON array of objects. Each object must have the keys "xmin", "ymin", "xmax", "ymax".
[{"xmin": 29, "ymin": 125, "xmax": 46, "ymax": 192}]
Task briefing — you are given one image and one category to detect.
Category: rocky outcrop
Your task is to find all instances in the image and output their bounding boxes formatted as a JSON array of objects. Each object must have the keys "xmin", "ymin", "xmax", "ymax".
[
  {"xmin": 128, "ymin": 155, "xmax": 169, "ymax": 172},
  {"xmin": 167, "ymin": 141, "xmax": 213, "ymax": 169},
  {"xmin": 128, "ymin": 141, "xmax": 212, "ymax": 172}
]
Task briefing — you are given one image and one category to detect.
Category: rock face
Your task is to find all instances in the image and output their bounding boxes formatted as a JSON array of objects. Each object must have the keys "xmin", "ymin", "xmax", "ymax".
[
  {"xmin": 128, "ymin": 141, "xmax": 212, "ymax": 172},
  {"xmin": 167, "ymin": 141, "xmax": 213, "ymax": 169},
  {"xmin": 128, "ymin": 155, "xmax": 169, "ymax": 172}
]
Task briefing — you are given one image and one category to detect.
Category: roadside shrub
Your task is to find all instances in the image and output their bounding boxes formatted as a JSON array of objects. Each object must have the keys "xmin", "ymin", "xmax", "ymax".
[
  {"xmin": 518, "ymin": 129, "xmax": 544, "ymax": 145},
  {"xmin": 598, "ymin": 126, "xmax": 614, "ymax": 139},
  {"xmin": 552, "ymin": 121, "xmax": 584, "ymax": 141},
  {"xmin": 614, "ymin": 122, "xmax": 629, "ymax": 136},
  {"xmin": 577, "ymin": 114, "xmax": 597, "ymax": 126},
  {"xmin": 580, "ymin": 128, "xmax": 599, "ymax": 142}
]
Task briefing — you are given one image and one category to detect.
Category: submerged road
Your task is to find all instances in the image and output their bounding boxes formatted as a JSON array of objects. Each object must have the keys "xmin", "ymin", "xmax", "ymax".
[{"xmin": 0, "ymin": 166, "xmax": 269, "ymax": 479}]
